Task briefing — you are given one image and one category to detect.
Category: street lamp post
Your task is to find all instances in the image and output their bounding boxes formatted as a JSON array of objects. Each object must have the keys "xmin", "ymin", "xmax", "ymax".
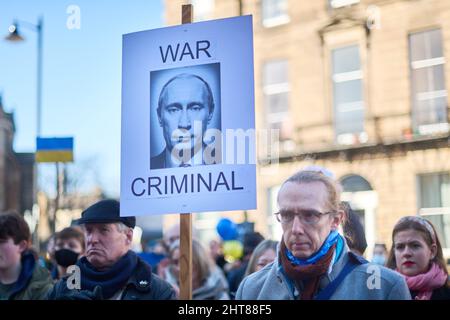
[
  {"xmin": 5, "ymin": 17, "xmax": 43, "ymax": 247},
  {"xmin": 5, "ymin": 17, "xmax": 43, "ymax": 136}
]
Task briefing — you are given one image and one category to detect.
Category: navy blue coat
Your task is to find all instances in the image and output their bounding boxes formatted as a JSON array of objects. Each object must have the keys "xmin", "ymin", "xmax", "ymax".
[{"xmin": 48, "ymin": 256, "xmax": 176, "ymax": 300}]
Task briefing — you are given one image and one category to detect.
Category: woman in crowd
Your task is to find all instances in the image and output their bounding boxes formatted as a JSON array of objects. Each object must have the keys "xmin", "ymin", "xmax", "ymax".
[
  {"xmin": 164, "ymin": 239, "xmax": 230, "ymax": 300},
  {"xmin": 244, "ymin": 240, "xmax": 278, "ymax": 277},
  {"xmin": 387, "ymin": 216, "xmax": 450, "ymax": 300}
]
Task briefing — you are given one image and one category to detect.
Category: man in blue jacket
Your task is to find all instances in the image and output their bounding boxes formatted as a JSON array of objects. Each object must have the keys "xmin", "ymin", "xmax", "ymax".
[{"xmin": 236, "ymin": 170, "xmax": 411, "ymax": 300}]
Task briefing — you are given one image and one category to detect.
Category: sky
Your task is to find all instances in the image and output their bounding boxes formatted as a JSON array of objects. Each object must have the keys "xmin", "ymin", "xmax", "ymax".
[{"xmin": 0, "ymin": 0, "xmax": 164, "ymax": 197}]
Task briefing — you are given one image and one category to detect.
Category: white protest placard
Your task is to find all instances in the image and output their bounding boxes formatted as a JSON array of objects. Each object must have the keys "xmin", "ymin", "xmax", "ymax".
[{"xmin": 121, "ymin": 15, "xmax": 256, "ymax": 216}]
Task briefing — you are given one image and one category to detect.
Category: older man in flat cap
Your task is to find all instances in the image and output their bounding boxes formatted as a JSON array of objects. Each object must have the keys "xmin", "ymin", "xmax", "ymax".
[{"xmin": 48, "ymin": 199, "xmax": 176, "ymax": 300}]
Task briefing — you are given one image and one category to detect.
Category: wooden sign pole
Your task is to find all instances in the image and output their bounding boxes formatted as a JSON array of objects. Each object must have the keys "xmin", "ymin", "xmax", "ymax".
[{"xmin": 179, "ymin": 4, "xmax": 193, "ymax": 301}]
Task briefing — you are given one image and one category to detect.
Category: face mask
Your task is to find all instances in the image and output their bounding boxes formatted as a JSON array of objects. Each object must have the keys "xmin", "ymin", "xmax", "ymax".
[
  {"xmin": 55, "ymin": 249, "xmax": 80, "ymax": 267},
  {"xmin": 372, "ymin": 254, "xmax": 386, "ymax": 266}
]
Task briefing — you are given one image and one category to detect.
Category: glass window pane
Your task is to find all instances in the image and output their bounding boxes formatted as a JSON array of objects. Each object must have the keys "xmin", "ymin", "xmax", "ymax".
[
  {"xmin": 332, "ymin": 45, "xmax": 360, "ymax": 74},
  {"xmin": 427, "ymin": 214, "xmax": 450, "ymax": 248},
  {"xmin": 341, "ymin": 175, "xmax": 372, "ymax": 192},
  {"xmin": 263, "ymin": 59, "xmax": 289, "ymax": 129},
  {"xmin": 410, "ymin": 29, "xmax": 443, "ymax": 61},
  {"xmin": 334, "ymin": 80, "xmax": 363, "ymax": 104},
  {"xmin": 265, "ymin": 92, "xmax": 288, "ymax": 114},
  {"xmin": 443, "ymin": 214, "xmax": 450, "ymax": 248},
  {"xmin": 410, "ymin": 32, "xmax": 426, "ymax": 61},
  {"xmin": 332, "ymin": 45, "xmax": 364, "ymax": 136},
  {"xmin": 410, "ymin": 29, "xmax": 447, "ymax": 129},
  {"xmin": 413, "ymin": 99, "xmax": 432, "ymax": 127},
  {"xmin": 419, "ymin": 173, "xmax": 450, "ymax": 248},
  {"xmin": 413, "ymin": 65, "xmax": 447, "ymax": 93},
  {"xmin": 413, "ymin": 97, "xmax": 447, "ymax": 126},
  {"xmin": 434, "ymin": 97, "xmax": 448, "ymax": 123},
  {"xmin": 269, "ymin": 121, "xmax": 282, "ymax": 131},
  {"xmin": 429, "ymin": 29, "xmax": 444, "ymax": 59},
  {"xmin": 440, "ymin": 174, "xmax": 450, "ymax": 207},
  {"xmin": 419, "ymin": 173, "xmax": 450, "ymax": 207},
  {"xmin": 263, "ymin": 60, "xmax": 288, "ymax": 85},
  {"xmin": 432, "ymin": 65, "xmax": 446, "ymax": 91},
  {"xmin": 335, "ymin": 109, "xmax": 364, "ymax": 135},
  {"xmin": 262, "ymin": 0, "xmax": 288, "ymax": 21},
  {"xmin": 419, "ymin": 174, "xmax": 441, "ymax": 208},
  {"xmin": 411, "ymin": 68, "xmax": 430, "ymax": 93}
]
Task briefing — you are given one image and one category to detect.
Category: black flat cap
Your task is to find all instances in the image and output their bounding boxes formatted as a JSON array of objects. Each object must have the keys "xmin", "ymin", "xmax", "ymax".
[{"xmin": 77, "ymin": 199, "xmax": 136, "ymax": 228}]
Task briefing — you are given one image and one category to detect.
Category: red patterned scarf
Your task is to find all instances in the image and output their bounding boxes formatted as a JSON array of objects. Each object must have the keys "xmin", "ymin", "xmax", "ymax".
[{"xmin": 279, "ymin": 240, "xmax": 336, "ymax": 300}]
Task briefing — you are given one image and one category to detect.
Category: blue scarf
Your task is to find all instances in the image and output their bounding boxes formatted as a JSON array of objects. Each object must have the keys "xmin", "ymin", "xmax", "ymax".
[
  {"xmin": 285, "ymin": 230, "xmax": 344, "ymax": 266},
  {"xmin": 77, "ymin": 250, "xmax": 137, "ymax": 299}
]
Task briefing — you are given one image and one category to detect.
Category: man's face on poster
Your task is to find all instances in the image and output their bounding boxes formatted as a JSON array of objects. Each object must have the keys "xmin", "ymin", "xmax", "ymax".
[{"xmin": 158, "ymin": 76, "xmax": 213, "ymax": 154}]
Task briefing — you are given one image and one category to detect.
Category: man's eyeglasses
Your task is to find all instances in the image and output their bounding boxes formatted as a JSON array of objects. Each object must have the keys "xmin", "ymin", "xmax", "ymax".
[{"xmin": 274, "ymin": 210, "xmax": 334, "ymax": 225}]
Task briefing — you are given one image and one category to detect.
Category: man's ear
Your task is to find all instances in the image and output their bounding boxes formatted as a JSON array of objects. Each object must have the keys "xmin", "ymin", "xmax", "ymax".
[
  {"xmin": 125, "ymin": 229, "xmax": 134, "ymax": 246},
  {"xmin": 331, "ymin": 209, "xmax": 344, "ymax": 231},
  {"xmin": 18, "ymin": 240, "xmax": 29, "ymax": 254}
]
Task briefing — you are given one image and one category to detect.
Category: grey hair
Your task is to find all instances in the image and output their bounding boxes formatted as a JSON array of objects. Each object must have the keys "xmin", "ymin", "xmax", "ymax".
[{"xmin": 115, "ymin": 222, "xmax": 132, "ymax": 233}]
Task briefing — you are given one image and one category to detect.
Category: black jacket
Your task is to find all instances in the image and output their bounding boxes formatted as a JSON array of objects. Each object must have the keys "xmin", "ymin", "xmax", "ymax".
[{"xmin": 48, "ymin": 256, "xmax": 176, "ymax": 300}]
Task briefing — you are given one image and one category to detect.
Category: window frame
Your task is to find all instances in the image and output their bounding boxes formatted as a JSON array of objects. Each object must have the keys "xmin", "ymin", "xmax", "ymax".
[
  {"xmin": 417, "ymin": 172, "xmax": 450, "ymax": 254},
  {"xmin": 261, "ymin": 0, "xmax": 290, "ymax": 28},
  {"xmin": 408, "ymin": 28, "xmax": 448, "ymax": 134},
  {"xmin": 329, "ymin": 0, "xmax": 360, "ymax": 9},
  {"xmin": 262, "ymin": 59, "xmax": 290, "ymax": 134},
  {"xmin": 331, "ymin": 44, "xmax": 366, "ymax": 143}
]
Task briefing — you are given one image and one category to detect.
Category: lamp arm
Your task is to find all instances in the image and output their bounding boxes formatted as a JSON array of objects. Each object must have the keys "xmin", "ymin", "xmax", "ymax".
[{"xmin": 15, "ymin": 18, "xmax": 42, "ymax": 33}]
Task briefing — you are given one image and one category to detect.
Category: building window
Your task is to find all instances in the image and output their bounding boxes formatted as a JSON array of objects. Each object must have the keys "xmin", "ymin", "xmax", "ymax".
[
  {"xmin": 262, "ymin": 0, "xmax": 289, "ymax": 28},
  {"xmin": 409, "ymin": 29, "xmax": 448, "ymax": 134},
  {"xmin": 329, "ymin": 0, "xmax": 360, "ymax": 9},
  {"xmin": 263, "ymin": 60, "xmax": 290, "ymax": 138},
  {"xmin": 340, "ymin": 175, "xmax": 373, "ymax": 193},
  {"xmin": 190, "ymin": 0, "xmax": 214, "ymax": 21},
  {"xmin": 332, "ymin": 45, "xmax": 365, "ymax": 144},
  {"xmin": 418, "ymin": 173, "xmax": 450, "ymax": 249}
]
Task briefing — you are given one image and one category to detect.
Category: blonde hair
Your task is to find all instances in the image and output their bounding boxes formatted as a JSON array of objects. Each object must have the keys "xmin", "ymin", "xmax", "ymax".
[
  {"xmin": 280, "ymin": 170, "xmax": 342, "ymax": 213},
  {"xmin": 169, "ymin": 239, "xmax": 214, "ymax": 286},
  {"xmin": 245, "ymin": 240, "xmax": 278, "ymax": 277},
  {"xmin": 192, "ymin": 239, "xmax": 214, "ymax": 284}
]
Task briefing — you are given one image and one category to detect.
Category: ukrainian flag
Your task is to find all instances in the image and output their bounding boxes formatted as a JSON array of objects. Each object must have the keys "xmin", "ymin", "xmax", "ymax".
[{"xmin": 36, "ymin": 137, "xmax": 74, "ymax": 163}]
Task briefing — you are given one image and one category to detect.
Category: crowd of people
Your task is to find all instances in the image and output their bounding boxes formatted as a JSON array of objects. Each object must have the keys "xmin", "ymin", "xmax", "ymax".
[{"xmin": 1, "ymin": 168, "xmax": 449, "ymax": 300}]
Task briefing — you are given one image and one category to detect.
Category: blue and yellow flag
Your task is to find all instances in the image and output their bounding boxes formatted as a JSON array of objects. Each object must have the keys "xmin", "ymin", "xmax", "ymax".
[{"xmin": 36, "ymin": 137, "xmax": 74, "ymax": 163}]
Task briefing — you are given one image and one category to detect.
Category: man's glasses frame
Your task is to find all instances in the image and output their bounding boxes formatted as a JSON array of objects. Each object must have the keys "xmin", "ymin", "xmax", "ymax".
[{"xmin": 274, "ymin": 209, "xmax": 334, "ymax": 225}]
